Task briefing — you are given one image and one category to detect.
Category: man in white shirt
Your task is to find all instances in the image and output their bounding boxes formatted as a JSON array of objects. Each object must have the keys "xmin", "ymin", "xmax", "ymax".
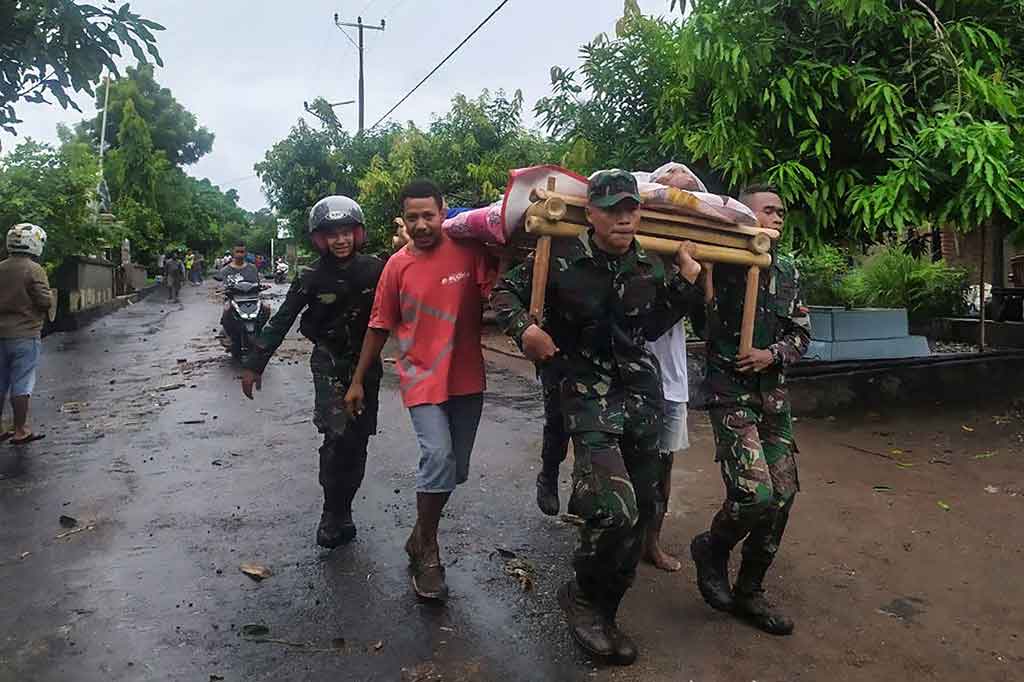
[{"xmin": 643, "ymin": 318, "xmax": 690, "ymax": 572}]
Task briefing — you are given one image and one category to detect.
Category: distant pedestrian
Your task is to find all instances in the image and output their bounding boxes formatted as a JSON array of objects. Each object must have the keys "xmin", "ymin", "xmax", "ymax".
[
  {"xmin": 184, "ymin": 251, "xmax": 196, "ymax": 285},
  {"xmin": 345, "ymin": 178, "xmax": 496, "ymax": 603},
  {"xmin": 0, "ymin": 223, "xmax": 52, "ymax": 446},
  {"xmin": 164, "ymin": 252, "xmax": 184, "ymax": 302},
  {"xmin": 195, "ymin": 253, "xmax": 205, "ymax": 283}
]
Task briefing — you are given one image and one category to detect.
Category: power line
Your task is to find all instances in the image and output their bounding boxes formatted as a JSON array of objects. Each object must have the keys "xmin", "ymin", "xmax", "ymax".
[{"xmin": 368, "ymin": 0, "xmax": 512, "ymax": 131}]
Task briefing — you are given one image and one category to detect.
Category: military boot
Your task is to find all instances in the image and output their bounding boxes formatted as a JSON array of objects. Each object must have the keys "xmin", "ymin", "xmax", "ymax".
[
  {"xmin": 557, "ymin": 581, "xmax": 615, "ymax": 660},
  {"xmin": 600, "ymin": 588, "xmax": 638, "ymax": 666},
  {"xmin": 690, "ymin": 531, "xmax": 734, "ymax": 611},
  {"xmin": 316, "ymin": 508, "xmax": 356, "ymax": 548},
  {"xmin": 732, "ymin": 559, "xmax": 794, "ymax": 636},
  {"xmin": 536, "ymin": 469, "xmax": 560, "ymax": 516}
]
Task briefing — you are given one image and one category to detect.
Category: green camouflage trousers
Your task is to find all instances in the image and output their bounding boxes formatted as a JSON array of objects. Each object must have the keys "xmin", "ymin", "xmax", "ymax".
[
  {"xmin": 568, "ymin": 392, "xmax": 662, "ymax": 601},
  {"xmin": 311, "ymin": 346, "xmax": 379, "ymax": 513},
  {"xmin": 708, "ymin": 388, "xmax": 799, "ymax": 566}
]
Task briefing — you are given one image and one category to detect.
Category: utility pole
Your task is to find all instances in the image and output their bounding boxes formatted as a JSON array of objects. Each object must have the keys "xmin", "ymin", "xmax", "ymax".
[{"xmin": 333, "ymin": 13, "xmax": 385, "ymax": 133}]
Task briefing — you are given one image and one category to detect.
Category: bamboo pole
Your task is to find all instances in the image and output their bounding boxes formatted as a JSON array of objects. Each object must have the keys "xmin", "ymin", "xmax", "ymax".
[
  {"xmin": 526, "ymin": 202, "xmax": 771, "ymax": 254},
  {"xmin": 527, "ymin": 177, "xmax": 559, "ymax": 324},
  {"xmin": 531, "ymin": 188, "xmax": 782, "ymax": 241},
  {"xmin": 739, "ymin": 265, "xmax": 760, "ymax": 356},
  {"xmin": 524, "ymin": 216, "xmax": 772, "ymax": 268}
]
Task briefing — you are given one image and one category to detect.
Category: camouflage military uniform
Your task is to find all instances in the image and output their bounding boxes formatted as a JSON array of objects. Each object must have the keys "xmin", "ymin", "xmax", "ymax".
[
  {"xmin": 492, "ymin": 230, "xmax": 702, "ymax": 606},
  {"xmin": 702, "ymin": 254, "xmax": 810, "ymax": 568},
  {"xmin": 243, "ymin": 254, "xmax": 384, "ymax": 515},
  {"xmin": 539, "ymin": 362, "xmax": 570, "ymax": 472}
]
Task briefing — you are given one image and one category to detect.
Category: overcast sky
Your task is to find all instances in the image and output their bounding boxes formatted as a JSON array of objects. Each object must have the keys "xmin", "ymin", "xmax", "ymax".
[{"xmin": 4, "ymin": 0, "xmax": 672, "ymax": 210}]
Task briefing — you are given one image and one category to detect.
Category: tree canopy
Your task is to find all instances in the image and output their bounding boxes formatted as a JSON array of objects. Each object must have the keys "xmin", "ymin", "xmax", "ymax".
[
  {"xmin": 0, "ymin": 0, "xmax": 164, "ymax": 141},
  {"xmin": 539, "ymin": 0, "xmax": 1024, "ymax": 250},
  {"xmin": 256, "ymin": 90, "xmax": 553, "ymax": 255},
  {"xmin": 78, "ymin": 64, "xmax": 214, "ymax": 166}
]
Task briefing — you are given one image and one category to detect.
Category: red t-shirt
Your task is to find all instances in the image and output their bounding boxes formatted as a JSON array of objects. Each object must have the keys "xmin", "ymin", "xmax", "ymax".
[{"xmin": 369, "ymin": 234, "xmax": 494, "ymax": 407}]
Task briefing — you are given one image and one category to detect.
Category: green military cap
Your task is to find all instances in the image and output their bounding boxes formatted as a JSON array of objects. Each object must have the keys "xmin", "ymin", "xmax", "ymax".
[{"xmin": 588, "ymin": 169, "xmax": 641, "ymax": 208}]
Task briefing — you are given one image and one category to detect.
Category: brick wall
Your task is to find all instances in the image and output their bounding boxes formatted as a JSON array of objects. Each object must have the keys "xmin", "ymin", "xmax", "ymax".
[{"xmin": 940, "ymin": 226, "xmax": 1021, "ymax": 285}]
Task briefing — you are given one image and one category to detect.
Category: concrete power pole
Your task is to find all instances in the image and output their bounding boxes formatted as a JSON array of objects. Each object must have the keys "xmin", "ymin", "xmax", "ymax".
[{"xmin": 333, "ymin": 13, "xmax": 385, "ymax": 133}]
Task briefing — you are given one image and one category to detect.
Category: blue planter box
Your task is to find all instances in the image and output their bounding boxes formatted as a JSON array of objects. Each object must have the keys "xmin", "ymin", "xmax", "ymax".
[{"xmin": 806, "ymin": 307, "xmax": 931, "ymax": 361}]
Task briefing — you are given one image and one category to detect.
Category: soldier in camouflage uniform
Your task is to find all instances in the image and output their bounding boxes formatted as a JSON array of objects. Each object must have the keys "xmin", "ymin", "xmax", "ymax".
[
  {"xmin": 491, "ymin": 170, "xmax": 704, "ymax": 665},
  {"xmin": 689, "ymin": 185, "xmax": 810, "ymax": 636},
  {"xmin": 240, "ymin": 195, "xmax": 384, "ymax": 549}
]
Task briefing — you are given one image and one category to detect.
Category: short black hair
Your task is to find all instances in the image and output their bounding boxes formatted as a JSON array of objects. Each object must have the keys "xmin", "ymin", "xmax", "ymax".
[
  {"xmin": 233, "ymin": 241, "xmax": 246, "ymax": 249},
  {"xmin": 399, "ymin": 178, "xmax": 444, "ymax": 211},
  {"xmin": 738, "ymin": 183, "xmax": 780, "ymax": 202}
]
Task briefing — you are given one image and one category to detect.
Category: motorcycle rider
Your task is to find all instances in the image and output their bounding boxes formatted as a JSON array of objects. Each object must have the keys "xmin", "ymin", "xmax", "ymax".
[
  {"xmin": 219, "ymin": 242, "xmax": 267, "ymax": 346},
  {"xmin": 239, "ymin": 196, "xmax": 385, "ymax": 548}
]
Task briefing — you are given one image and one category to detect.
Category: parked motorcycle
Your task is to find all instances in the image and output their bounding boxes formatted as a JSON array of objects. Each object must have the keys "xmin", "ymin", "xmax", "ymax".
[{"xmin": 217, "ymin": 274, "xmax": 270, "ymax": 360}]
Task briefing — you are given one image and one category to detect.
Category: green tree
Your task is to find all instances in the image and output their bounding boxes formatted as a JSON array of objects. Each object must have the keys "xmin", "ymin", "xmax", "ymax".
[
  {"xmin": 535, "ymin": 12, "xmax": 678, "ymax": 174},
  {"xmin": 0, "ymin": 138, "xmax": 114, "ymax": 267},
  {"xmin": 0, "ymin": 0, "xmax": 164, "ymax": 140},
  {"xmin": 539, "ymin": 1, "xmax": 1024, "ymax": 251},
  {"xmin": 657, "ymin": 0, "xmax": 1024, "ymax": 248},
  {"xmin": 79, "ymin": 64, "xmax": 214, "ymax": 166}
]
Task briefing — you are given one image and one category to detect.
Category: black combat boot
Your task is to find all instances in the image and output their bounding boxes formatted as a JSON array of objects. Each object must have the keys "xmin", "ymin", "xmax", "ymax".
[
  {"xmin": 316, "ymin": 508, "xmax": 356, "ymax": 548},
  {"xmin": 732, "ymin": 559, "xmax": 794, "ymax": 636},
  {"xmin": 557, "ymin": 581, "xmax": 615, "ymax": 660},
  {"xmin": 536, "ymin": 469, "xmax": 560, "ymax": 516},
  {"xmin": 690, "ymin": 531, "xmax": 734, "ymax": 611},
  {"xmin": 600, "ymin": 587, "xmax": 638, "ymax": 666}
]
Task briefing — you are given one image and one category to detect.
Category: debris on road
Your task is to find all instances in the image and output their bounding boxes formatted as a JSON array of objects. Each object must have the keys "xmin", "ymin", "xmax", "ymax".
[
  {"xmin": 59, "ymin": 401, "xmax": 88, "ymax": 414},
  {"xmin": 241, "ymin": 623, "xmax": 269, "ymax": 637},
  {"xmin": 18, "ymin": 551, "xmax": 30, "ymax": 560},
  {"xmin": 59, "ymin": 515, "xmax": 78, "ymax": 528},
  {"xmin": 158, "ymin": 383, "xmax": 186, "ymax": 392},
  {"xmin": 984, "ymin": 485, "xmax": 1000, "ymax": 494},
  {"xmin": 240, "ymin": 563, "xmax": 273, "ymax": 581},
  {"xmin": 937, "ymin": 500, "xmax": 952, "ymax": 511},
  {"xmin": 55, "ymin": 524, "xmax": 96, "ymax": 540},
  {"xmin": 372, "ymin": 640, "xmax": 384, "ymax": 652},
  {"xmin": 179, "ymin": 419, "xmax": 206, "ymax": 425}
]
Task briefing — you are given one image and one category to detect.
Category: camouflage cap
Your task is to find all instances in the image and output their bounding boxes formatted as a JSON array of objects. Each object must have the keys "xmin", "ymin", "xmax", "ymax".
[{"xmin": 588, "ymin": 169, "xmax": 641, "ymax": 208}]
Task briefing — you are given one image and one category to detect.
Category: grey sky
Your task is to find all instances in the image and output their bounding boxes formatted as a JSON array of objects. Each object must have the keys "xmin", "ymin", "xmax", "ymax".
[{"xmin": 4, "ymin": 0, "xmax": 671, "ymax": 211}]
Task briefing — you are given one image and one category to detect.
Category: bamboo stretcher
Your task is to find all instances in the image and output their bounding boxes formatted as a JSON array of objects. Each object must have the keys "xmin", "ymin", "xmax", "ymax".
[{"xmin": 527, "ymin": 178, "xmax": 771, "ymax": 355}]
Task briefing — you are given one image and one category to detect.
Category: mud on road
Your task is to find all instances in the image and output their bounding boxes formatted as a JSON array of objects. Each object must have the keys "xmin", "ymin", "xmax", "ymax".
[{"xmin": 1, "ymin": 282, "xmax": 1022, "ymax": 681}]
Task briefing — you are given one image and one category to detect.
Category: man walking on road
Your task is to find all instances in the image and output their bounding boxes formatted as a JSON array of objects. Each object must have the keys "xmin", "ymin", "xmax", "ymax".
[
  {"xmin": 345, "ymin": 179, "xmax": 494, "ymax": 603},
  {"xmin": 164, "ymin": 252, "xmax": 185, "ymax": 303},
  {"xmin": 240, "ymin": 196, "xmax": 384, "ymax": 548},
  {"xmin": 689, "ymin": 185, "xmax": 810, "ymax": 636},
  {"xmin": 0, "ymin": 223, "xmax": 52, "ymax": 445},
  {"xmin": 491, "ymin": 170, "xmax": 704, "ymax": 665}
]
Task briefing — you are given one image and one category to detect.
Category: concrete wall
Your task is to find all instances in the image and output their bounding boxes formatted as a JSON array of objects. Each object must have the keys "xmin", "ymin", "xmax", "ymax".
[{"xmin": 56, "ymin": 257, "xmax": 115, "ymax": 314}]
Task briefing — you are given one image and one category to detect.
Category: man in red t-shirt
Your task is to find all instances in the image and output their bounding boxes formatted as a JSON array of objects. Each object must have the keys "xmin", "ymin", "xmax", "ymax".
[{"xmin": 346, "ymin": 178, "xmax": 494, "ymax": 602}]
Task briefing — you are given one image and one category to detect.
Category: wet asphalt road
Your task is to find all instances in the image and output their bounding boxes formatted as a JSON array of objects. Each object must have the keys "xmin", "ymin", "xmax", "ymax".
[
  {"xmin": 6, "ymin": 281, "xmax": 1024, "ymax": 682},
  {"xmin": 0, "ymin": 281, "xmax": 592, "ymax": 682}
]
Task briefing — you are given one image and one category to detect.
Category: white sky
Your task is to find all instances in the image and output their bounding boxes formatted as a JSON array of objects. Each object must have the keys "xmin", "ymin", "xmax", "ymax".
[{"xmin": 3, "ymin": 0, "xmax": 672, "ymax": 211}]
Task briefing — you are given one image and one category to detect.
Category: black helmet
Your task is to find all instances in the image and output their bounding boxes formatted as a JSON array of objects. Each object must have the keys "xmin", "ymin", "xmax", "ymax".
[{"xmin": 308, "ymin": 195, "xmax": 365, "ymax": 233}]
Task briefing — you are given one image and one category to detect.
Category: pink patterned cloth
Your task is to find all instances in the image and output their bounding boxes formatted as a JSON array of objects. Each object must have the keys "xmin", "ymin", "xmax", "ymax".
[{"xmin": 442, "ymin": 202, "xmax": 506, "ymax": 244}]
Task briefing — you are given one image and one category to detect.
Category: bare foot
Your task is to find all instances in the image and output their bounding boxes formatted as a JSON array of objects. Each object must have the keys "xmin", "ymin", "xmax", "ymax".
[{"xmin": 644, "ymin": 542, "xmax": 682, "ymax": 572}]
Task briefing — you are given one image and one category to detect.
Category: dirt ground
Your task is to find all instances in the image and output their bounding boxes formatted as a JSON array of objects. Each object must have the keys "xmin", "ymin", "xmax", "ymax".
[{"xmin": 1, "ymin": 285, "xmax": 1021, "ymax": 681}]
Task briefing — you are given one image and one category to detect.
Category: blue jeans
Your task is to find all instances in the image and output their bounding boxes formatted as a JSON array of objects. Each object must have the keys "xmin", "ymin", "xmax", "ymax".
[{"xmin": 0, "ymin": 337, "xmax": 42, "ymax": 398}]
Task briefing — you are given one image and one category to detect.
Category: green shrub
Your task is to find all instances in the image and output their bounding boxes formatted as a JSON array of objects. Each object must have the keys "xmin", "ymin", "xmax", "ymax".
[
  {"xmin": 796, "ymin": 244, "xmax": 851, "ymax": 306},
  {"xmin": 837, "ymin": 246, "xmax": 968, "ymax": 320}
]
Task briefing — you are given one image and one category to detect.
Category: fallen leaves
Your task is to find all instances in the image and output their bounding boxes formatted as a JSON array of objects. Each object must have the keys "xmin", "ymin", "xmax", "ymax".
[
  {"xmin": 984, "ymin": 485, "xmax": 1000, "ymax": 494},
  {"xmin": 937, "ymin": 500, "xmax": 952, "ymax": 511},
  {"xmin": 241, "ymin": 623, "xmax": 270, "ymax": 637},
  {"xmin": 239, "ymin": 563, "xmax": 273, "ymax": 581}
]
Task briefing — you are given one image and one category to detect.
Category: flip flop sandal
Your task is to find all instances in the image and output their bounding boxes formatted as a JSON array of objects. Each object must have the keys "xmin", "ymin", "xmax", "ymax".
[{"xmin": 10, "ymin": 433, "xmax": 46, "ymax": 446}]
